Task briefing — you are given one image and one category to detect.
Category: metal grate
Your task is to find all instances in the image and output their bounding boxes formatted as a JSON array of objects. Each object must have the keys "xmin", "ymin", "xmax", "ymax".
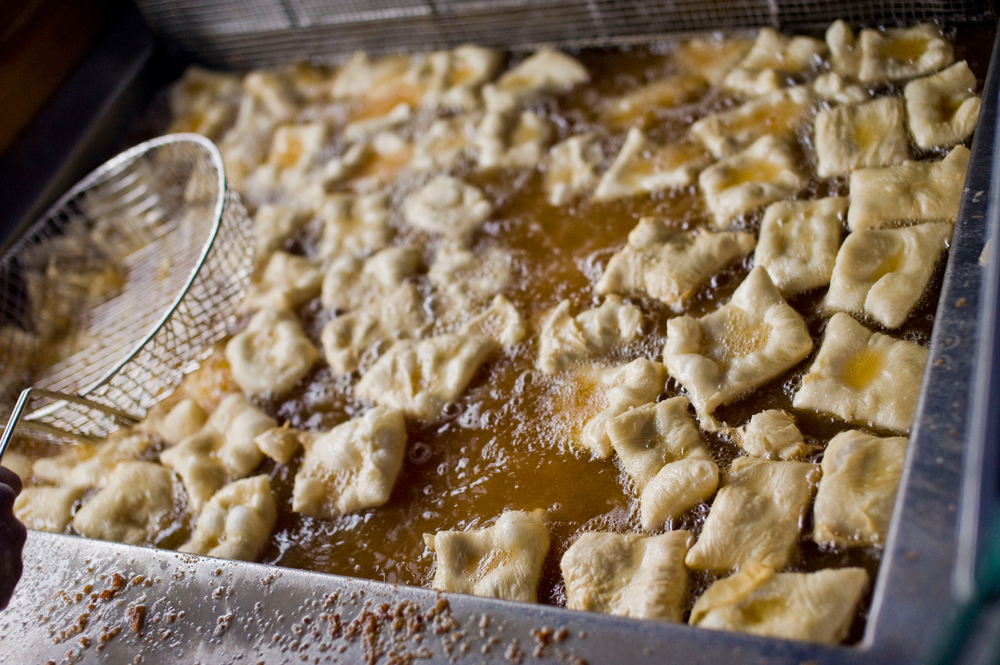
[
  {"xmin": 0, "ymin": 135, "xmax": 253, "ymax": 441},
  {"xmin": 135, "ymin": 0, "xmax": 993, "ymax": 70}
]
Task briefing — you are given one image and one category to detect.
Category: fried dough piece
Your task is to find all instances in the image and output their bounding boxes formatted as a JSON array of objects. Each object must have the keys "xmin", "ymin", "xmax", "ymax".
[
  {"xmin": 692, "ymin": 85, "xmax": 813, "ymax": 158},
  {"xmin": 243, "ymin": 251, "xmax": 324, "ymax": 312},
  {"xmin": 14, "ymin": 486, "xmax": 86, "ymax": 532},
  {"xmin": 858, "ymin": 24, "xmax": 954, "ymax": 84},
  {"xmin": 562, "ymin": 531, "xmax": 693, "ymax": 621},
  {"xmin": 537, "ymin": 296, "xmax": 643, "ymax": 374},
  {"xmin": 226, "ymin": 307, "xmax": 319, "ymax": 398},
  {"xmin": 321, "ymin": 246, "xmax": 421, "ymax": 312},
  {"xmin": 671, "ymin": 36, "xmax": 753, "ymax": 86},
  {"xmin": 690, "ymin": 561, "xmax": 869, "ymax": 644},
  {"xmin": 253, "ymin": 204, "xmax": 313, "ymax": 271},
  {"xmin": 754, "ymin": 197, "xmax": 846, "ymax": 296},
  {"xmin": 545, "ymin": 134, "xmax": 603, "ymax": 205},
  {"xmin": 355, "ymin": 333, "xmax": 496, "ymax": 421},
  {"xmin": 482, "ymin": 49, "xmax": 589, "ymax": 112},
  {"xmin": 699, "ymin": 135, "xmax": 807, "ymax": 228},
  {"xmin": 597, "ymin": 217, "xmax": 756, "ymax": 310},
  {"xmin": 823, "ymin": 223, "xmax": 952, "ymax": 328},
  {"xmin": 685, "ymin": 457, "xmax": 820, "ymax": 571},
  {"xmin": 603, "ymin": 74, "xmax": 708, "ymax": 129},
  {"xmin": 321, "ymin": 283, "xmax": 428, "ymax": 375},
  {"xmin": 425, "ymin": 509, "xmax": 550, "ymax": 602},
  {"xmin": 813, "ymin": 430, "xmax": 908, "ymax": 546},
  {"xmin": 316, "ymin": 192, "xmax": 393, "ymax": 260},
  {"xmin": 723, "ymin": 28, "xmax": 826, "ymax": 96},
  {"xmin": 579, "ymin": 358, "xmax": 668, "ymax": 459},
  {"xmin": 33, "ymin": 429, "xmax": 158, "ymax": 489},
  {"xmin": 847, "ymin": 146, "xmax": 970, "ymax": 230},
  {"xmin": 180, "ymin": 475, "xmax": 277, "ymax": 561},
  {"xmin": 732, "ymin": 409, "xmax": 811, "ymax": 460},
  {"xmin": 402, "ymin": 175, "xmax": 494, "ymax": 244},
  {"xmin": 412, "ymin": 116, "xmax": 475, "ymax": 171},
  {"xmin": 607, "ymin": 397, "xmax": 719, "ymax": 529},
  {"xmin": 476, "ymin": 109, "xmax": 552, "ymax": 170},
  {"xmin": 594, "ymin": 128, "xmax": 710, "ymax": 201},
  {"xmin": 792, "ymin": 313, "xmax": 928, "ymax": 433},
  {"xmin": 159, "ymin": 394, "xmax": 276, "ymax": 510},
  {"xmin": 462, "ymin": 295, "xmax": 527, "ymax": 349},
  {"xmin": 814, "ymin": 96, "xmax": 909, "ymax": 178},
  {"xmin": 663, "ymin": 267, "xmax": 813, "ymax": 428},
  {"xmin": 72, "ymin": 461, "xmax": 176, "ymax": 546},
  {"xmin": 811, "ymin": 72, "xmax": 870, "ymax": 105},
  {"xmin": 905, "ymin": 60, "xmax": 982, "ymax": 149},
  {"xmin": 292, "ymin": 406, "xmax": 407, "ymax": 518}
]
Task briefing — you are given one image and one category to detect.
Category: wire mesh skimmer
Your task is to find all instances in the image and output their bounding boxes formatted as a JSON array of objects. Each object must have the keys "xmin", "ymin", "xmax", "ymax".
[{"xmin": 0, "ymin": 133, "xmax": 253, "ymax": 458}]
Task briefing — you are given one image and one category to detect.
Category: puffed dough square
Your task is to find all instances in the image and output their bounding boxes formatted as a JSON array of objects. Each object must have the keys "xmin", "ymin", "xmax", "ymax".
[
  {"xmin": 141, "ymin": 398, "xmax": 209, "ymax": 447},
  {"xmin": 331, "ymin": 51, "xmax": 412, "ymax": 101},
  {"xmin": 847, "ymin": 146, "xmax": 970, "ymax": 230},
  {"xmin": 226, "ymin": 307, "xmax": 319, "ymax": 398},
  {"xmin": 813, "ymin": 430, "xmax": 908, "ymax": 546},
  {"xmin": 482, "ymin": 49, "xmax": 589, "ymax": 112},
  {"xmin": 344, "ymin": 102, "xmax": 411, "ymax": 142},
  {"xmin": 723, "ymin": 28, "xmax": 826, "ymax": 96},
  {"xmin": 603, "ymin": 74, "xmax": 708, "ymax": 129},
  {"xmin": 663, "ymin": 267, "xmax": 813, "ymax": 428},
  {"xmin": 1, "ymin": 451, "xmax": 31, "ymax": 482},
  {"xmin": 814, "ymin": 96, "xmax": 909, "ymax": 178},
  {"xmin": 72, "ymin": 461, "xmax": 177, "ymax": 546},
  {"xmin": 253, "ymin": 204, "xmax": 313, "ymax": 271},
  {"xmin": 429, "ymin": 244, "xmax": 513, "ymax": 313},
  {"xmin": 858, "ymin": 24, "xmax": 954, "ymax": 84},
  {"xmin": 461, "ymin": 295, "xmax": 527, "ymax": 349},
  {"xmin": 596, "ymin": 217, "xmax": 756, "ymax": 310},
  {"xmin": 33, "ymin": 429, "xmax": 158, "ymax": 489},
  {"xmin": 160, "ymin": 393, "xmax": 276, "ymax": 510},
  {"xmin": 403, "ymin": 175, "xmax": 494, "ymax": 245},
  {"xmin": 825, "ymin": 20, "xmax": 860, "ymax": 78},
  {"xmin": 579, "ymin": 358, "xmax": 667, "ymax": 458},
  {"xmin": 823, "ymin": 223, "xmax": 952, "ymax": 328},
  {"xmin": 179, "ymin": 475, "xmax": 277, "ymax": 561},
  {"xmin": 217, "ymin": 97, "xmax": 276, "ymax": 188},
  {"xmin": 255, "ymin": 424, "xmax": 309, "ymax": 465},
  {"xmin": 292, "ymin": 406, "xmax": 407, "ymax": 518},
  {"xmin": 321, "ymin": 246, "xmax": 421, "ymax": 312},
  {"xmin": 321, "ymin": 283, "xmax": 428, "ymax": 375},
  {"xmin": 244, "ymin": 71, "xmax": 300, "ymax": 120},
  {"xmin": 168, "ymin": 66, "xmax": 242, "ymax": 119},
  {"xmin": 425, "ymin": 509, "xmax": 550, "ymax": 602},
  {"xmin": 690, "ymin": 561, "xmax": 869, "ymax": 644},
  {"xmin": 476, "ymin": 110, "xmax": 552, "ymax": 170},
  {"xmin": 436, "ymin": 46, "xmax": 504, "ymax": 111},
  {"xmin": 316, "ymin": 192, "xmax": 392, "ymax": 260},
  {"xmin": 670, "ymin": 36, "xmax": 753, "ymax": 86},
  {"xmin": 594, "ymin": 128, "xmax": 711, "ymax": 201},
  {"xmin": 905, "ymin": 61, "xmax": 982, "ymax": 149},
  {"xmin": 685, "ymin": 457, "xmax": 820, "ymax": 571},
  {"xmin": 733, "ymin": 410, "xmax": 811, "ymax": 460},
  {"xmin": 754, "ymin": 197, "xmax": 847, "ymax": 296},
  {"xmin": 412, "ymin": 116, "xmax": 476, "ymax": 172},
  {"xmin": 691, "ymin": 85, "xmax": 813, "ymax": 158},
  {"xmin": 561, "ymin": 530, "xmax": 693, "ymax": 621},
  {"xmin": 792, "ymin": 313, "xmax": 928, "ymax": 433},
  {"xmin": 14, "ymin": 486, "xmax": 86, "ymax": 532},
  {"xmin": 545, "ymin": 134, "xmax": 603, "ymax": 206},
  {"xmin": 267, "ymin": 122, "xmax": 326, "ymax": 173},
  {"xmin": 698, "ymin": 135, "xmax": 807, "ymax": 228},
  {"xmin": 355, "ymin": 333, "xmax": 497, "ymax": 421},
  {"xmin": 607, "ymin": 396, "xmax": 720, "ymax": 530},
  {"xmin": 243, "ymin": 251, "xmax": 323, "ymax": 313},
  {"xmin": 811, "ymin": 72, "xmax": 870, "ymax": 105},
  {"xmin": 537, "ymin": 296, "xmax": 643, "ymax": 374}
]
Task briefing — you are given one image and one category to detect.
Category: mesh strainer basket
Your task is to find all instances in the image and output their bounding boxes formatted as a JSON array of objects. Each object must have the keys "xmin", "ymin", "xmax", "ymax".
[{"xmin": 0, "ymin": 133, "xmax": 253, "ymax": 453}]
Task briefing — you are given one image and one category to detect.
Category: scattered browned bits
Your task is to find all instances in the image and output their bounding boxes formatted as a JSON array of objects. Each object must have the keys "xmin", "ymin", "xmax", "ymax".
[{"xmin": 127, "ymin": 604, "xmax": 146, "ymax": 633}]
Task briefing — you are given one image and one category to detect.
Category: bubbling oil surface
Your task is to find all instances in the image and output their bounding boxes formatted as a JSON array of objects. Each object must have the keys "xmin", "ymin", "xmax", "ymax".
[{"xmin": 11, "ymin": 24, "xmax": 997, "ymax": 640}]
